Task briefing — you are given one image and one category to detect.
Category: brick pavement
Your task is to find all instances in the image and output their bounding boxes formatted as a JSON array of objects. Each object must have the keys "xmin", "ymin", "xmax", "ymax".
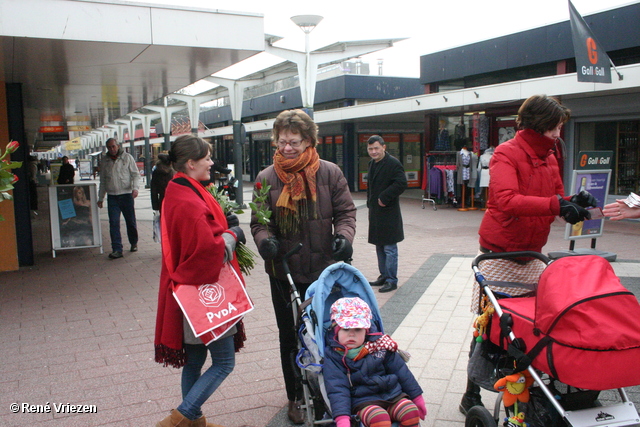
[{"xmin": 0, "ymin": 182, "xmax": 638, "ymax": 426}]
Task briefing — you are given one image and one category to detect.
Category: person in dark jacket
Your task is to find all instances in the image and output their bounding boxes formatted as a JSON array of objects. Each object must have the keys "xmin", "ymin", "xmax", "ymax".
[
  {"xmin": 150, "ymin": 153, "xmax": 174, "ymax": 212},
  {"xmin": 323, "ymin": 297, "xmax": 426, "ymax": 427},
  {"xmin": 57, "ymin": 156, "xmax": 75, "ymax": 184},
  {"xmin": 366, "ymin": 135, "xmax": 407, "ymax": 293}
]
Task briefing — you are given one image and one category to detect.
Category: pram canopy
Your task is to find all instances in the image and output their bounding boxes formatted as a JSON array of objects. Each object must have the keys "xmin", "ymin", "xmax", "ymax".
[
  {"xmin": 490, "ymin": 255, "xmax": 640, "ymax": 390},
  {"xmin": 305, "ymin": 262, "xmax": 383, "ymax": 358}
]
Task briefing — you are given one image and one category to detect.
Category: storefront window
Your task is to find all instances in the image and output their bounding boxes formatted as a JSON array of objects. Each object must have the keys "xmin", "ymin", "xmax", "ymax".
[
  {"xmin": 575, "ymin": 120, "xmax": 637, "ymax": 195},
  {"xmin": 403, "ymin": 133, "xmax": 421, "ymax": 188}
]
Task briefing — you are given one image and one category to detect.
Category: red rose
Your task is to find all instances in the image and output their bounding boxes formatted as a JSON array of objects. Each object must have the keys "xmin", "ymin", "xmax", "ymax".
[
  {"xmin": 11, "ymin": 174, "xmax": 19, "ymax": 184},
  {"xmin": 255, "ymin": 182, "xmax": 262, "ymax": 190},
  {"xmin": 6, "ymin": 140, "xmax": 19, "ymax": 153}
]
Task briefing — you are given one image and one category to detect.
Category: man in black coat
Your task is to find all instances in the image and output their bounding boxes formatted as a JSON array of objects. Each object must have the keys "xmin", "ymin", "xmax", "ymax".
[
  {"xmin": 366, "ymin": 135, "xmax": 407, "ymax": 293},
  {"xmin": 57, "ymin": 156, "xmax": 75, "ymax": 184}
]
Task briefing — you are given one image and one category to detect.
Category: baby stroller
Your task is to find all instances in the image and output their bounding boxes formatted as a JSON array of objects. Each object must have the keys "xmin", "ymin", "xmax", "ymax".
[
  {"xmin": 282, "ymin": 245, "xmax": 385, "ymax": 425},
  {"xmin": 467, "ymin": 251, "xmax": 640, "ymax": 427}
]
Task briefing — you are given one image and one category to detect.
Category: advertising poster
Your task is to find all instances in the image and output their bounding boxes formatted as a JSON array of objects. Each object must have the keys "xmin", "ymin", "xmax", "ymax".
[
  {"xmin": 78, "ymin": 160, "xmax": 92, "ymax": 179},
  {"xmin": 48, "ymin": 184, "xmax": 102, "ymax": 256},
  {"xmin": 564, "ymin": 169, "xmax": 611, "ymax": 240}
]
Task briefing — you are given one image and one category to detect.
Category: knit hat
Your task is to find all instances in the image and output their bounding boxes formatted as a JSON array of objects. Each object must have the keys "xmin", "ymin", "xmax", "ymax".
[{"xmin": 330, "ymin": 297, "xmax": 372, "ymax": 329}]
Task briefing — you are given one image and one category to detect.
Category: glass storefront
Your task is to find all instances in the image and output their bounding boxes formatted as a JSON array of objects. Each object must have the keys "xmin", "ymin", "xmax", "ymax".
[
  {"xmin": 576, "ymin": 120, "xmax": 640, "ymax": 195},
  {"xmin": 357, "ymin": 133, "xmax": 422, "ymax": 190}
]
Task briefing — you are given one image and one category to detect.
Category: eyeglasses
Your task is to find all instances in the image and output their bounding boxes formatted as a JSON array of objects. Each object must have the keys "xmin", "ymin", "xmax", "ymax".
[{"xmin": 277, "ymin": 139, "xmax": 304, "ymax": 148}]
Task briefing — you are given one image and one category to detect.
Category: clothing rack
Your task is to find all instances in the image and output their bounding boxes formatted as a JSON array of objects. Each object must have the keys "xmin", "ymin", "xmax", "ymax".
[{"xmin": 422, "ymin": 151, "xmax": 458, "ymax": 210}]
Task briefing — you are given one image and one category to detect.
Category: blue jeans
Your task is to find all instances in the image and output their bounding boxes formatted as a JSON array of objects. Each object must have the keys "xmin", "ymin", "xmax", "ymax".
[
  {"xmin": 376, "ymin": 244, "xmax": 398, "ymax": 285},
  {"xmin": 107, "ymin": 193, "xmax": 138, "ymax": 252},
  {"xmin": 178, "ymin": 336, "xmax": 236, "ymax": 420}
]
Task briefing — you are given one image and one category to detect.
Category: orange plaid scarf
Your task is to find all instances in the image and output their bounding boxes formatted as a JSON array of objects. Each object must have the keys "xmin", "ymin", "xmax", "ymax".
[{"xmin": 273, "ymin": 147, "xmax": 320, "ymax": 233}]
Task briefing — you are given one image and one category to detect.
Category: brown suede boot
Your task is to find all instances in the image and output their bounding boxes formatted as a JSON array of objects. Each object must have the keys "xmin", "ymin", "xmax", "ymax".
[
  {"xmin": 156, "ymin": 409, "xmax": 192, "ymax": 427},
  {"xmin": 191, "ymin": 415, "xmax": 225, "ymax": 427}
]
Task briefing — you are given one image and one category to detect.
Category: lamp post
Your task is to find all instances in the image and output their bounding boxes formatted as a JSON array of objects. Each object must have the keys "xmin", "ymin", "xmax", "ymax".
[{"xmin": 290, "ymin": 15, "xmax": 323, "ymax": 118}]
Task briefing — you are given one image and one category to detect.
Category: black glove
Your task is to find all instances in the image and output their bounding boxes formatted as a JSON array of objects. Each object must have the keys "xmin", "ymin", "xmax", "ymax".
[
  {"xmin": 570, "ymin": 190, "xmax": 598, "ymax": 208},
  {"xmin": 258, "ymin": 237, "xmax": 279, "ymax": 260},
  {"xmin": 226, "ymin": 213, "xmax": 239, "ymax": 228},
  {"xmin": 227, "ymin": 226, "xmax": 246, "ymax": 245},
  {"xmin": 332, "ymin": 234, "xmax": 353, "ymax": 262},
  {"xmin": 559, "ymin": 197, "xmax": 591, "ymax": 224}
]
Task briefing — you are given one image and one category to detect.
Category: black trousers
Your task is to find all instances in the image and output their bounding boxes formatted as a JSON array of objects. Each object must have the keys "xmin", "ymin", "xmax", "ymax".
[{"xmin": 269, "ymin": 275, "xmax": 311, "ymax": 401}]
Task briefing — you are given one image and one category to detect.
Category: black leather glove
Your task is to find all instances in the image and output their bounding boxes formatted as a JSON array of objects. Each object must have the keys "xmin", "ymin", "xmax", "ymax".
[
  {"xmin": 559, "ymin": 197, "xmax": 591, "ymax": 224},
  {"xmin": 226, "ymin": 213, "xmax": 239, "ymax": 228},
  {"xmin": 258, "ymin": 237, "xmax": 279, "ymax": 260},
  {"xmin": 227, "ymin": 226, "xmax": 246, "ymax": 245},
  {"xmin": 570, "ymin": 190, "xmax": 598, "ymax": 208},
  {"xmin": 332, "ymin": 234, "xmax": 353, "ymax": 262}
]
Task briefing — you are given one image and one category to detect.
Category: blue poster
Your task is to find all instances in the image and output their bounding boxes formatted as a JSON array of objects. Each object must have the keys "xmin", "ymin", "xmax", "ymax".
[{"xmin": 58, "ymin": 198, "xmax": 77, "ymax": 220}]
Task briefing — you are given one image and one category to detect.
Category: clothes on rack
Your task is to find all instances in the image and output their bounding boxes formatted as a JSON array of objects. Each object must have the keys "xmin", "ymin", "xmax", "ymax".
[
  {"xmin": 423, "ymin": 152, "xmax": 458, "ymax": 205},
  {"xmin": 478, "ymin": 115, "xmax": 490, "ymax": 151}
]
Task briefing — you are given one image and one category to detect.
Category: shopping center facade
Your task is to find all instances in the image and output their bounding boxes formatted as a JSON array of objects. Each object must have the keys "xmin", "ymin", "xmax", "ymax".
[{"xmin": 1, "ymin": 1, "xmax": 639, "ymax": 270}]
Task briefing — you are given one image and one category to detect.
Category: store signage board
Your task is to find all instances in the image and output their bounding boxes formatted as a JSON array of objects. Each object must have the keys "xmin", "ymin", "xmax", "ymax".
[
  {"xmin": 40, "ymin": 126, "xmax": 65, "ymax": 133},
  {"xmin": 564, "ymin": 168, "xmax": 611, "ymax": 240},
  {"xmin": 48, "ymin": 184, "xmax": 103, "ymax": 258},
  {"xmin": 576, "ymin": 150, "xmax": 613, "ymax": 170},
  {"xmin": 68, "ymin": 125, "xmax": 91, "ymax": 132}
]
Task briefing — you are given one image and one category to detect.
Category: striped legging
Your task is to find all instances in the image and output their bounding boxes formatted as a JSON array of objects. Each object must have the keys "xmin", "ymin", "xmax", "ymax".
[{"xmin": 357, "ymin": 398, "xmax": 420, "ymax": 427}]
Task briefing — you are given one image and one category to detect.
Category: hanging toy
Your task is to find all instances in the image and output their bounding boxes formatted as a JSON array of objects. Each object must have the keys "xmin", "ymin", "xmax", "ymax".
[
  {"xmin": 494, "ymin": 370, "xmax": 535, "ymax": 407},
  {"xmin": 473, "ymin": 302, "xmax": 494, "ymax": 342},
  {"xmin": 505, "ymin": 412, "xmax": 528, "ymax": 427}
]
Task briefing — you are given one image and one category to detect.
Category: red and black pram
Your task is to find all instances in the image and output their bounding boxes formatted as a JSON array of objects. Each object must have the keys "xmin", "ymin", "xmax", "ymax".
[{"xmin": 468, "ymin": 251, "xmax": 640, "ymax": 427}]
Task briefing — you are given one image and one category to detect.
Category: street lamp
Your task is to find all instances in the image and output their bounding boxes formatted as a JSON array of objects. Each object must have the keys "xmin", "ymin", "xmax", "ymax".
[{"xmin": 290, "ymin": 15, "xmax": 323, "ymax": 117}]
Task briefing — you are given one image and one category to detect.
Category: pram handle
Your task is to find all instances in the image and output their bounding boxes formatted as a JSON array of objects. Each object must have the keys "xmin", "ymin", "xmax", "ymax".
[
  {"xmin": 282, "ymin": 243, "xmax": 303, "ymax": 277},
  {"xmin": 471, "ymin": 251, "xmax": 551, "ymax": 269}
]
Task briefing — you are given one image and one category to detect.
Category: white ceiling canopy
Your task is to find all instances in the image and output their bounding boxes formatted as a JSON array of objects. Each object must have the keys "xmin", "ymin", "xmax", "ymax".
[{"xmin": 0, "ymin": 0, "xmax": 265, "ymax": 150}]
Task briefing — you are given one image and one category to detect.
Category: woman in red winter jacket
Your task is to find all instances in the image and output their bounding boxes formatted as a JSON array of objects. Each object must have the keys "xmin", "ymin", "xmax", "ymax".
[{"xmin": 460, "ymin": 94, "xmax": 598, "ymax": 415}]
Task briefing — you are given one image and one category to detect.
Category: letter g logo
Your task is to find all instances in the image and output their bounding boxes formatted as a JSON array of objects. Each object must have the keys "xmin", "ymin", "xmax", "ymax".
[
  {"xmin": 586, "ymin": 37, "xmax": 598, "ymax": 65},
  {"xmin": 580, "ymin": 154, "xmax": 588, "ymax": 168}
]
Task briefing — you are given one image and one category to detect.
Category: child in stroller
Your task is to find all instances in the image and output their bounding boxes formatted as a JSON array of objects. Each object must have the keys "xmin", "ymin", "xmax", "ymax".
[
  {"xmin": 294, "ymin": 262, "xmax": 425, "ymax": 426},
  {"xmin": 322, "ymin": 297, "xmax": 426, "ymax": 427}
]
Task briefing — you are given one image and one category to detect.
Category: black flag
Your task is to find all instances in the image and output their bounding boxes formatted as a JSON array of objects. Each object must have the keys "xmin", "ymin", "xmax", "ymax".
[{"xmin": 568, "ymin": 0, "xmax": 612, "ymax": 83}]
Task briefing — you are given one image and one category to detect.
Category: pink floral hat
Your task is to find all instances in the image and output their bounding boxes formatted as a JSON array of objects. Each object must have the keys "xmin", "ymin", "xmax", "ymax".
[{"xmin": 330, "ymin": 297, "xmax": 372, "ymax": 329}]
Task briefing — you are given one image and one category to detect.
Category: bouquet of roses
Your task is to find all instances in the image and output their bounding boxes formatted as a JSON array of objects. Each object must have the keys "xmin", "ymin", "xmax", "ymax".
[
  {"xmin": 0, "ymin": 140, "xmax": 22, "ymax": 220},
  {"xmin": 206, "ymin": 184, "xmax": 256, "ymax": 276}
]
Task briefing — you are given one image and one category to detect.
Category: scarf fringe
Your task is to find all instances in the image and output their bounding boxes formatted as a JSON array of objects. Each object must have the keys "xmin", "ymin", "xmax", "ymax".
[
  {"xmin": 155, "ymin": 344, "xmax": 187, "ymax": 368},
  {"xmin": 276, "ymin": 200, "xmax": 317, "ymax": 235},
  {"xmin": 155, "ymin": 323, "xmax": 246, "ymax": 369}
]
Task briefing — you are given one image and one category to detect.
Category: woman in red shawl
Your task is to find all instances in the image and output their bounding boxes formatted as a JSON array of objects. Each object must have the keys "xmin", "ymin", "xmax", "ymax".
[{"xmin": 154, "ymin": 134, "xmax": 246, "ymax": 427}]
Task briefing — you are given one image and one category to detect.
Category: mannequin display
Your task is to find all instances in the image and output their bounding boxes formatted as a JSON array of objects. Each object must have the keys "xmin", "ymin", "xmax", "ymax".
[
  {"xmin": 478, "ymin": 147, "xmax": 494, "ymax": 188},
  {"xmin": 478, "ymin": 147, "xmax": 494, "ymax": 210},
  {"xmin": 456, "ymin": 147, "xmax": 478, "ymax": 210}
]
